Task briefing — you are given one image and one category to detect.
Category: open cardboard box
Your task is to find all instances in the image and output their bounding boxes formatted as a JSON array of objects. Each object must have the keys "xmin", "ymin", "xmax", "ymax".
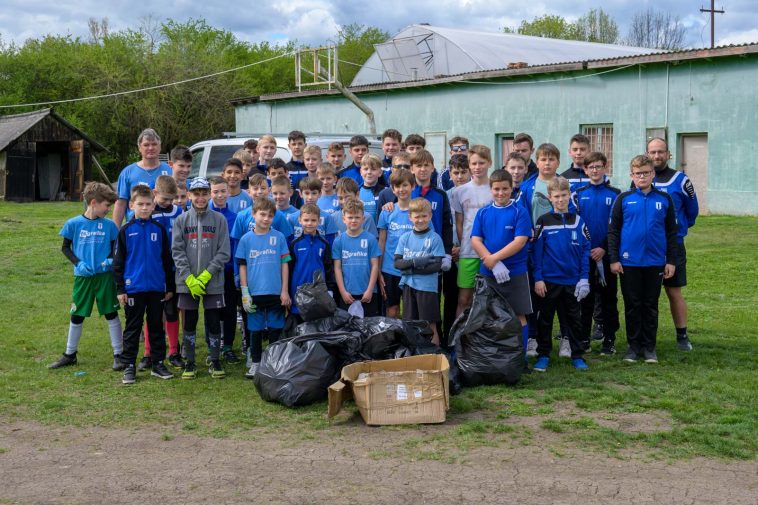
[{"xmin": 328, "ymin": 354, "xmax": 449, "ymax": 425}]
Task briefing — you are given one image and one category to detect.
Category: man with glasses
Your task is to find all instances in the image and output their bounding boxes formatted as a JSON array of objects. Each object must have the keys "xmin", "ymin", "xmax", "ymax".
[
  {"xmin": 439, "ymin": 136, "xmax": 470, "ymax": 191},
  {"xmin": 645, "ymin": 138, "xmax": 699, "ymax": 351}
]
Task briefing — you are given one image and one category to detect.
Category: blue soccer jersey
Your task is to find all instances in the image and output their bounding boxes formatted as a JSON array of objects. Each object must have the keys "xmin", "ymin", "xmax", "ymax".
[
  {"xmin": 395, "ymin": 228, "xmax": 445, "ymax": 292},
  {"xmin": 152, "ymin": 204, "xmax": 182, "ymax": 245},
  {"xmin": 359, "ymin": 186, "xmax": 379, "ymax": 224},
  {"xmin": 227, "ymin": 192, "xmax": 253, "ymax": 214},
  {"xmin": 332, "ymin": 231, "xmax": 381, "ymax": 295},
  {"xmin": 471, "ymin": 201, "xmax": 532, "ymax": 276},
  {"xmin": 287, "ymin": 210, "xmax": 329, "ymax": 241},
  {"xmin": 235, "ymin": 229, "xmax": 291, "ymax": 296},
  {"xmin": 377, "ymin": 207, "xmax": 435, "ymax": 276},
  {"xmin": 60, "ymin": 215, "xmax": 119, "ymax": 276},
  {"xmin": 326, "ymin": 210, "xmax": 378, "ymax": 241},
  {"xmin": 317, "ymin": 194, "xmax": 340, "ymax": 217},
  {"xmin": 230, "ymin": 207, "xmax": 293, "ymax": 241},
  {"xmin": 116, "ymin": 162, "xmax": 172, "ymax": 220}
]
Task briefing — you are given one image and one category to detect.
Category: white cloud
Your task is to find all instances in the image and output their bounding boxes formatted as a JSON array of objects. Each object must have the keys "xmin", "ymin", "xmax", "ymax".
[{"xmin": 717, "ymin": 28, "xmax": 758, "ymax": 46}]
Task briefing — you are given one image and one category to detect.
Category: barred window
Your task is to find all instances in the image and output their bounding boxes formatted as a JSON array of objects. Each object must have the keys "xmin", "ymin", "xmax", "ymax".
[{"xmin": 581, "ymin": 124, "xmax": 614, "ymax": 175}]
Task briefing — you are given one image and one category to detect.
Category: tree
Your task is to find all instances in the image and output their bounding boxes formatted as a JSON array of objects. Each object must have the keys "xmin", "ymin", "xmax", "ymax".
[
  {"xmin": 335, "ymin": 23, "xmax": 389, "ymax": 85},
  {"xmin": 576, "ymin": 8, "xmax": 619, "ymax": 44},
  {"xmin": 625, "ymin": 8, "xmax": 686, "ymax": 49},
  {"xmin": 515, "ymin": 14, "xmax": 582, "ymax": 40}
]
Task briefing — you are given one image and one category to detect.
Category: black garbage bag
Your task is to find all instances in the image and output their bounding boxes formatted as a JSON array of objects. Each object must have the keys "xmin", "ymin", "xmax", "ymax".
[
  {"xmin": 346, "ymin": 316, "xmax": 406, "ymax": 359},
  {"xmin": 295, "ymin": 270, "xmax": 337, "ymax": 322},
  {"xmin": 253, "ymin": 339, "xmax": 338, "ymax": 407},
  {"xmin": 254, "ymin": 331, "xmax": 365, "ymax": 407},
  {"xmin": 295, "ymin": 308, "xmax": 352, "ymax": 336},
  {"xmin": 451, "ymin": 275, "xmax": 523, "ymax": 387}
]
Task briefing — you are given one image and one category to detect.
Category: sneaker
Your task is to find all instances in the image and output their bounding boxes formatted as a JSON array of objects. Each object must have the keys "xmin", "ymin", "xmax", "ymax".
[
  {"xmin": 643, "ymin": 350, "xmax": 658, "ymax": 364},
  {"xmin": 533, "ymin": 356, "xmax": 549, "ymax": 372},
  {"xmin": 209, "ymin": 360, "xmax": 226, "ymax": 379},
  {"xmin": 223, "ymin": 349, "xmax": 240, "ymax": 364},
  {"xmin": 599, "ymin": 344, "xmax": 616, "ymax": 356},
  {"xmin": 245, "ymin": 351, "xmax": 253, "ymax": 369},
  {"xmin": 205, "ymin": 355, "xmax": 212, "ymax": 366},
  {"xmin": 48, "ymin": 352, "xmax": 77, "ymax": 369},
  {"xmin": 112, "ymin": 354, "xmax": 126, "ymax": 371},
  {"xmin": 592, "ymin": 323, "xmax": 604, "ymax": 341},
  {"xmin": 581, "ymin": 340, "xmax": 591, "ymax": 353},
  {"xmin": 622, "ymin": 350, "xmax": 639, "ymax": 363},
  {"xmin": 558, "ymin": 338, "xmax": 571, "ymax": 358},
  {"xmin": 137, "ymin": 356, "xmax": 152, "ymax": 372},
  {"xmin": 122, "ymin": 365, "xmax": 136, "ymax": 384},
  {"xmin": 151, "ymin": 362, "xmax": 174, "ymax": 380},
  {"xmin": 526, "ymin": 338, "xmax": 538, "ymax": 358},
  {"xmin": 572, "ymin": 358, "xmax": 589, "ymax": 371},
  {"xmin": 167, "ymin": 354, "xmax": 185, "ymax": 369},
  {"xmin": 677, "ymin": 336, "xmax": 693, "ymax": 351},
  {"xmin": 182, "ymin": 361, "xmax": 197, "ymax": 380},
  {"xmin": 245, "ymin": 362, "xmax": 259, "ymax": 379}
]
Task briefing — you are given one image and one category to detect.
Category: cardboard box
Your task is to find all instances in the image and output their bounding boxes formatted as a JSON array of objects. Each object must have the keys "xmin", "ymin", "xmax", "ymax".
[{"xmin": 328, "ymin": 354, "xmax": 449, "ymax": 425}]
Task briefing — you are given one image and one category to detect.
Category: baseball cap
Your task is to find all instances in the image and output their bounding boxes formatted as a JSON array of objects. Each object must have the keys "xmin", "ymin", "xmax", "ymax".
[{"xmin": 189, "ymin": 177, "xmax": 210, "ymax": 191}]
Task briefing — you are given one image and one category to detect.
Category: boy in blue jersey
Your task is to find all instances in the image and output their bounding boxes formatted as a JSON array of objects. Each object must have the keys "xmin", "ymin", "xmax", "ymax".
[
  {"xmin": 380, "ymin": 129, "xmax": 402, "ymax": 178},
  {"xmin": 174, "ymin": 186, "xmax": 188, "ymax": 211},
  {"xmin": 560, "ymin": 134, "xmax": 591, "ymax": 193},
  {"xmin": 327, "ymin": 142, "xmax": 346, "ymax": 172},
  {"xmin": 503, "ymin": 152, "xmax": 529, "ymax": 204},
  {"xmin": 231, "ymin": 174, "xmax": 294, "ymax": 243},
  {"xmin": 470, "ymin": 170, "xmax": 533, "ymax": 363},
  {"xmin": 285, "ymin": 130, "xmax": 308, "ymax": 188},
  {"xmin": 332, "ymin": 198, "xmax": 382, "ymax": 317},
  {"xmin": 531, "ymin": 177, "xmax": 592, "ymax": 371},
  {"xmin": 337, "ymin": 135, "xmax": 369, "ymax": 185},
  {"xmin": 377, "ymin": 169, "xmax": 417, "ymax": 318},
  {"xmin": 222, "ymin": 158, "xmax": 252, "ymax": 214},
  {"xmin": 359, "ymin": 153, "xmax": 386, "ymax": 224},
  {"xmin": 317, "ymin": 163, "xmax": 340, "ymax": 218},
  {"xmin": 288, "ymin": 177, "xmax": 330, "ymax": 241},
  {"xmin": 608, "ymin": 155, "xmax": 678, "ymax": 364},
  {"xmin": 113, "ymin": 128, "xmax": 172, "ymax": 226},
  {"xmin": 169, "ymin": 145, "xmax": 192, "ymax": 192},
  {"xmin": 288, "ymin": 204, "xmax": 336, "ymax": 324},
  {"xmin": 139, "ymin": 176, "xmax": 183, "ymax": 371},
  {"xmin": 268, "ymin": 160, "xmax": 303, "ymax": 210},
  {"xmin": 208, "ymin": 177, "xmax": 241, "ymax": 363},
  {"xmin": 394, "ymin": 198, "xmax": 446, "ymax": 346},
  {"xmin": 236, "ymin": 197, "xmax": 292, "ymax": 378},
  {"xmin": 439, "ymin": 136, "xmax": 469, "ymax": 191},
  {"xmin": 572, "ymin": 152, "xmax": 621, "ymax": 355},
  {"xmin": 172, "ymin": 177, "xmax": 231, "ymax": 380},
  {"xmin": 50, "ymin": 182, "xmax": 124, "ymax": 371},
  {"xmin": 114, "ymin": 185, "xmax": 176, "ymax": 384},
  {"xmin": 410, "ymin": 149, "xmax": 452, "ymax": 262},
  {"xmin": 646, "ymin": 138, "xmax": 699, "ymax": 351},
  {"xmin": 327, "ymin": 177, "xmax": 378, "ymax": 243},
  {"xmin": 375, "ymin": 153, "xmax": 410, "ymax": 211}
]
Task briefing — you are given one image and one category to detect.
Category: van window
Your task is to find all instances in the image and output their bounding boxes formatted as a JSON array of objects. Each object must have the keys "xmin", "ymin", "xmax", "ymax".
[
  {"xmin": 190, "ymin": 147, "xmax": 205, "ymax": 178},
  {"xmin": 207, "ymin": 145, "xmax": 243, "ymax": 177}
]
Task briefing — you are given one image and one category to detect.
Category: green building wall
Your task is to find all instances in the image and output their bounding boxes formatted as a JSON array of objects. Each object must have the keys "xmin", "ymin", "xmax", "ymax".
[{"xmin": 235, "ymin": 54, "xmax": 758, "ymax": 215}]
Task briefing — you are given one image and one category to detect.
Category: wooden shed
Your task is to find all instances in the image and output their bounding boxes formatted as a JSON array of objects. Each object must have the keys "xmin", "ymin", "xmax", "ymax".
[{"xmin": 0, "ymin": 108, "xmax": 106, "ymax": 202}]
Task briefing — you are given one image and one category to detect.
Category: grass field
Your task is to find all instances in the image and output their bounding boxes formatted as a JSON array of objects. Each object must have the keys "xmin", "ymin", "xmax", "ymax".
[{"xmin": 0, "ymin": 202, "xmax": 756, "ymax": 461}]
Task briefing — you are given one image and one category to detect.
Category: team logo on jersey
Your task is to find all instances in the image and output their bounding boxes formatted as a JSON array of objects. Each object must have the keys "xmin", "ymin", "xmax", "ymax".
[
  {"xmin": 656, "ymin": 202, "xmax": 662, "ymax": 210},
  {"xmin": 127, "ymin": 297, "xmax": 134, "ymax": 307},
  {"xmin": 333, "ymin": 200, "xmax": 339, "ymax": 207},
  {"xmin": 98, "ymin": 222, "xmax": 103, "ymax": 229},
  {"xmin": 151, "ymin": 233, "xmax": 157, "ymax": 242},
  {"xmin": 424, "ymin": 238, "xmax": 431, "ymax": 248},
  {"xmin": 572, "ymin": 231, "xmax": 577, "ymax": 241},
  {"xmin": 431, "ymin": 202, "xmax": 438, "ymax": 210},
  {"xmin": 319, "ymin": 248, "xmax": 323, "ymax": 256},
  {"xmin": 240, "ymin": 201, "xmax": 248, "ymax": 208},
  {"xmin": 360, "ymin": 239, "xmax": 368, "ymax": 248},
  {"xmin": 606, "ymin": 197, "xmax": 612, "ymax": 205},
  {"xmin": 269, "ymin": 236, "xmax": 277, "ymax": 246},
  {"xmin": 684, "ymin": 179, "xmax": 696, "ymax": 198}
]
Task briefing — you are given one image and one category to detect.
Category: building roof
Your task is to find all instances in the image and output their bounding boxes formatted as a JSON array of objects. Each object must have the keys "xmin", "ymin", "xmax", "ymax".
[
  {"xmin": 0, "ymin": 108, "xmax": 106, "ymax": 152},
  {"xmin": 230, "ymin": 42, "xmax": 758, "ymax": 105},
  {"xmin": 350, "ymin": 24, "xmax": 662, "ymax": 86}
]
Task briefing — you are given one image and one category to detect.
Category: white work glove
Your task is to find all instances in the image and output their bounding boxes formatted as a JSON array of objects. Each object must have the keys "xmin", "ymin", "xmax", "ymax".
[
  {"xmin": 574, "ymin": 279, "xmax": 590, "ymax": 301},
  {"xmin": 492, "ymin": 262, "xmax": 510, "ymax": 284},
  {"xmin": 596, "ymin": 260, "xmax": 607, "ymax": 287},
  {"xmin": 441, "ymin": 254, "xmax": 452, "ymax": 272}
]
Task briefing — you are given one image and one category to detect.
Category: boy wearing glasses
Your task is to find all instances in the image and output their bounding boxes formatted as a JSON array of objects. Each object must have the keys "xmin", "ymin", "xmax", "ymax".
[
  {"xmin": 607, "ymin": 155, "xmax": 677, "ymax": 365},
  {"xmin": 572, "ymin": 152, "xmax": 620, "ymax": 355},
  {"xmin": 439, "ymin": 136, "xmax": 469, "ymax": 191}
]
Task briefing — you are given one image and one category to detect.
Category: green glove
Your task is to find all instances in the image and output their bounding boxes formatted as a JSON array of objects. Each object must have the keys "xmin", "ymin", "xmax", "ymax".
[
  {"xmin": 185, "ymin": 274, "xmax": 206, "ymax": 299},
  {"xmin": 196, "ymin": 269, "xmax": 212, "ymax": 289},
  {"xmin": 241, "ymin": 286, "xmax": 256, "ymax": 313}
]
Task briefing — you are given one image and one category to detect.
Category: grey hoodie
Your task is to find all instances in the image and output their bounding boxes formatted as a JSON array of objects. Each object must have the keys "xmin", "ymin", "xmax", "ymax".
[{"xmin": 172, "ymin": 206, "xmax": 230, "ymax": 295}]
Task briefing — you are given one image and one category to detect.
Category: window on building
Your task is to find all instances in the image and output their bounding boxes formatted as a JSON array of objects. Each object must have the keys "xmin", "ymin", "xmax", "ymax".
[
  {"xmin": 497, "ymin": 134, "xmax": 514, "ymax": 168},
  {"xmin": 581, "ymin": 124, "xmax": 614, "ymax": 175}
]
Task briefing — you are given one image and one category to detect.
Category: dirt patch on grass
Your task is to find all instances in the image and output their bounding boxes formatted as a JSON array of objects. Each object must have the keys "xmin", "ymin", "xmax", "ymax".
[{"xmin": 1, "ymin": 420, "xmax": 756, "ymax": 505}]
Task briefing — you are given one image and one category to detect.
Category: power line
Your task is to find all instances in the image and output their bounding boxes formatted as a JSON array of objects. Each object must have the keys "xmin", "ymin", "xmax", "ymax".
[{"xmin": 0, "ymin": 51, "xmax": 295, "ymax": 109}]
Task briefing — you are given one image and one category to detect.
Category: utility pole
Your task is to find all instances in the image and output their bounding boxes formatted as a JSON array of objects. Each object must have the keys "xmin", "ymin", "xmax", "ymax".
[{"xmin": 700, "ymin": 0, "xmax": 725, "ymax": 48}]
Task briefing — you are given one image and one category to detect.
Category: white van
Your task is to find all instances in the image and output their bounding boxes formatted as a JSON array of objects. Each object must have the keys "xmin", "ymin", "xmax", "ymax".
[{"xmin": 189, "ymin": 134, "xmax": 383, "ymax": 179}]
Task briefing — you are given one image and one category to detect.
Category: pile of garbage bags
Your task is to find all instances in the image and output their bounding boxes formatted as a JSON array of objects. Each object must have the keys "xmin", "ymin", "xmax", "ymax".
[{"xmin": 254, "ymin": 274, "xmax": 522, "ymax": 407}]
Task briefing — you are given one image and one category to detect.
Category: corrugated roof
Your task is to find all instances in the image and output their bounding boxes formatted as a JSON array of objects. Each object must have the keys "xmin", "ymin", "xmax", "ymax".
[
  {"xmin": 0, "ymin": 108, "xmax": 106, "ymax": 152},
  {"xmin": 230, "ymin": 42, "xmax": 758, "ymax": 105}
]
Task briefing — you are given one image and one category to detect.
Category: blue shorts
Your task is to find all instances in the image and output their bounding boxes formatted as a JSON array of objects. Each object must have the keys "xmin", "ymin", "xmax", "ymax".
[{"xmin": 247, "ymin": 306, "xmax": 285, "ymax": 331}]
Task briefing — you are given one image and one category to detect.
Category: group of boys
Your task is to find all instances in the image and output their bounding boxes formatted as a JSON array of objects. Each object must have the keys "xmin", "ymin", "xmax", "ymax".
[{"xmin": 49, "ymin": 126, "xmax": 698, "ymax": 384}]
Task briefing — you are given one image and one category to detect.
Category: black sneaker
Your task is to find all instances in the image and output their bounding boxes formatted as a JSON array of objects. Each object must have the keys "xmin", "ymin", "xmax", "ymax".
[
  {"xmin": 209, "ymin": 360, "xmax": 226, "ymax": 379},
  {"xmin": 151, "ymin": 362, "xmax": 174, "ymax": 380},
  {"xmin": 182, "ymin": 361, "xmax": 197, "ymax": 380},
  {"xmin": 48, "ymin": 352, "xmax": 77, "ymax": 369},
  {"xmin": 599, "ymin": 344, "xmax": 616, "ymax": 356},
  {"xmin": 112, "ymin": 354, "xmax": 126, "ymax": 371},
  {"xmin": 223, "ymin": 349, "xmax": 240, "ymax": 364},
  {"xmin": 677, "ymin": 336, "xmax": 693, "ymax": 351},
  {"xmin": 592, "ymin": 323, "xmax": 604, "ymax": 341},
  {"xmin": 122, "ymin": 365, "xmax": 136, "ymax": 384},
  {"xmin": 643, "ymin": 350, "xmax": 658, "ymax": 364},
  {"xmin": 622, "ymin": 349, "xmax": 639, "ymax": 363},
  {"xmin": 167, "ymin": 354, "xmax": 185, "ymax": 369},
  {"xmin": 137, "ymin": 356, "xmax": 152, "ymax": 372}
]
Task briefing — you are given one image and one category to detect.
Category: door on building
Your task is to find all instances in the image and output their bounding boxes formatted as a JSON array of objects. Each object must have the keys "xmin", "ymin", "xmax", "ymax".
[
  {"xmin": 497, "ymin": 135, "xmax": 514, "ymax": 169},
  {"xmin": 679, "ymin": 134, "xmax": 708, "ymax": 215}
]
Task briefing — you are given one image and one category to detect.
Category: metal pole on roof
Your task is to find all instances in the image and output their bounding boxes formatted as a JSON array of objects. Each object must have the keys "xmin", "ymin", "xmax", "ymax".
[{"xmin": 700, "ymin": 1, "xmax": 725, "ymax": 48}]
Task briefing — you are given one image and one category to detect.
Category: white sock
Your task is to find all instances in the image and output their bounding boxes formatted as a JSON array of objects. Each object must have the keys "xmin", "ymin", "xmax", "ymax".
[
  {"xmin": 65, "ymin": 322, "xmax": 83, "ymax": 355},
  {"xmin": 108, "ymin": 317, "xmax": 123, "ymax": 355}
]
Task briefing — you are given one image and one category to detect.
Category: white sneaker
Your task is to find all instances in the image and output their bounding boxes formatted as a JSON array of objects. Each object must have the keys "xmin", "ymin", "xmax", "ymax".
[
  {"xmin": 559, "ymin": 337, "xmax": 571, "ymax": 358},
  {"xmin": 245, "ymin": 349, "xmax": 252, "ymax": 369},
  {"xmin": 526, "ymin": 338, "xmax": 538, "ymax": 358},
  {"xmin": 245, "ymin": 362, "xmax": 259, "ymax": 379}
]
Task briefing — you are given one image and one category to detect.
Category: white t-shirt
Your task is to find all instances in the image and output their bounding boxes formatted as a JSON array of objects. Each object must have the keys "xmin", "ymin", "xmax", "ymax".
[{"xmin": 450, "ymin": 180, "xmax": 492, "ymax": 258}]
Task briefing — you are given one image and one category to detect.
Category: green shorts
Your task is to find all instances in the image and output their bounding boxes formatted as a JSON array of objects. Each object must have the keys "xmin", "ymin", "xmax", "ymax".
[
  {"xmin": 70, "ymin": 273, "xmax": 120, "ymax": 318},
  {"xmin": 457, "ymin": 258, "xmax": 481, "ymax": 289}
]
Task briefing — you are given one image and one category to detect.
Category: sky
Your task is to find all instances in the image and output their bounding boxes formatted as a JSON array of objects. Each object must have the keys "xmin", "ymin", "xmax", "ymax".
[{"xmin": 0, "ymin": 0, "xmax": 755, "ymax": 50}]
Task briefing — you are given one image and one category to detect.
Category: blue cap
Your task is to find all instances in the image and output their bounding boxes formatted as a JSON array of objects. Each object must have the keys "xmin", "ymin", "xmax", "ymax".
[{"xmin": 189, "ymin": 177, "xmax": 210, "ymax": 191}]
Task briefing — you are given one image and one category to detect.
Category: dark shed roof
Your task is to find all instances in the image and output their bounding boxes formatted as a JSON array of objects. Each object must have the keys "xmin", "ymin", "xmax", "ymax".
[{"xmin": 0, "ymin": 108, "xmax": 106, "ymax": 152}]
